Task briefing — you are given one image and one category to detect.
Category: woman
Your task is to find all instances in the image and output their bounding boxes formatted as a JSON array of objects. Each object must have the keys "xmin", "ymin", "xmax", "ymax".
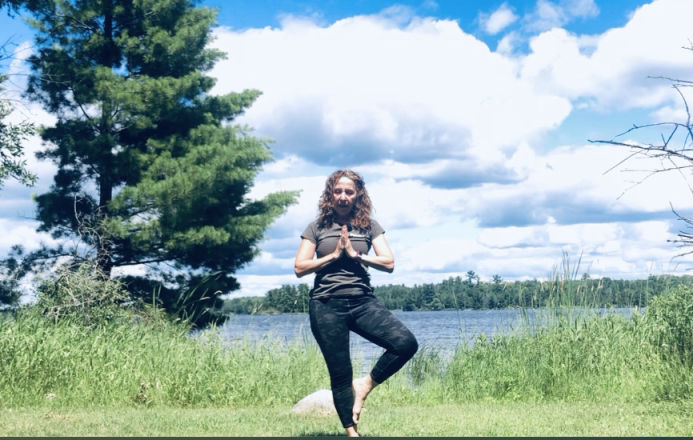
[{"xmin": 294, "ymin": 169, "xmax": 418, "ymax": 437}]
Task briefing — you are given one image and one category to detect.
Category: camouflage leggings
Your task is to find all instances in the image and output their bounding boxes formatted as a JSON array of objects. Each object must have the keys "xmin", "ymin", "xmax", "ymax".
[{"xmin": 309, "ymin": 294, "xmax": 418, "ymax": 428}]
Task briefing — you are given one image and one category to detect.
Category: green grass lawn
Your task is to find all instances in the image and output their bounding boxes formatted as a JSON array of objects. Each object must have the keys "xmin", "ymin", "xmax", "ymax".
[{"xmin": 3, "ymin": 400, "xmax": 692, "ymax": 436}]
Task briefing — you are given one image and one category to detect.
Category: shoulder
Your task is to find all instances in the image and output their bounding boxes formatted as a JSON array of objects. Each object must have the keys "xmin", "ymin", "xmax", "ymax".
[
  {"xmin": 301, "ymin": 220, "xmax": 321, "ymax": 243},
  {"xmin": 302, "ymin": 219, "xmax": 339, "ymax": 242},
  {"xmin": 305, "ymin": 219, "xmax": 320, "ymax": 230},
  {"xmin": 369, "ymin": 219, "xmax": 385, "ymax": 237}
]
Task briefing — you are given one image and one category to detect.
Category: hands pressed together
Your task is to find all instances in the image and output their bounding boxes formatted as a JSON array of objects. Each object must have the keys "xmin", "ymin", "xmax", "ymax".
[
  {"xmin": 295, "ymin": 221, "xmax": 394, "ymax": 278},
  {"xmin": 333, "ymin": 224, "xmax": 359, "ymax": 260}
]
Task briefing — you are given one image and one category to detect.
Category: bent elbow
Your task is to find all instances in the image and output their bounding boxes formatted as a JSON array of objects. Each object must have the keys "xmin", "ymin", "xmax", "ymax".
[
  {"xmin": 385, "ymin": 260, "xmax": 395, "ymax": 273},
  {"xmin": 294, "ymin": 263, "xmax": 309, "ymax": 278}
]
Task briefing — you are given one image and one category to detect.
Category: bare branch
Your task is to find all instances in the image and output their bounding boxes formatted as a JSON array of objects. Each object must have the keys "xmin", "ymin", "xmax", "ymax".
[
  {"xmin": 591, "ymin": 58, "xmax": 693, "ymax": 261},
  {"xmin": 674, "ymin": 85, "xmax": 691, "ymax": 128},
  {"xmin": 613, "ymin": 168, "xmax": 661, "ymax": 200},
  {"xmin": 604, "ymin": 121, "xmax": 685, "ymax": 140},
  {"xmin": 668, "ymin": 155, "xmax": 693, "ymax": 198},
  {"xmin": 602, "ymin": 149, "xmax": 641, "ymax": 175},
  {"xmin": 648, "ymin": 75, "xmax": 693, "ymax": 85}
]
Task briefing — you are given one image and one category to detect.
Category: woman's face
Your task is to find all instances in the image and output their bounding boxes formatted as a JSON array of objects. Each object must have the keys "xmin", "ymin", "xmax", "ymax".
[{"xmin": 332, "ymin": 176, "xmax": 357, "ymax": 218}]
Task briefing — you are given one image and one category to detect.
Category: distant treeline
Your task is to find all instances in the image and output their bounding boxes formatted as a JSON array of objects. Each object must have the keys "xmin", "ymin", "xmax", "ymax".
[{"xmin": 221, "ymin": 272, "xmax": 693, "ymax": 314}]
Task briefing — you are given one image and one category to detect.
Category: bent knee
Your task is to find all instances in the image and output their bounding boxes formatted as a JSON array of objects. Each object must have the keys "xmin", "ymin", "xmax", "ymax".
[{"xmin": 396, "ymin": 334, "xmax": 418, "ymax": 359}]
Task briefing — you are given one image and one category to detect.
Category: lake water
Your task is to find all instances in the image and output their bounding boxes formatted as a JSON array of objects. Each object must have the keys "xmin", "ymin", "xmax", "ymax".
[{"xmin": 216, "ymin": 307, "xmax": 636, "ymax": 368}]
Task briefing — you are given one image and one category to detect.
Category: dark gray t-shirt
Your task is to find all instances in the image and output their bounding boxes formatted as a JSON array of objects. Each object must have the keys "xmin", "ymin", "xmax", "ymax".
[{"xmin": 301, "ymin": 219, "xmax": 385, "ymax": 298}]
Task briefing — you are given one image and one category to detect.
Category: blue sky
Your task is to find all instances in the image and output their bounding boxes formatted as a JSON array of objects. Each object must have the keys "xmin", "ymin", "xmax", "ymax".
[
  {"xmin": 2, "ymin": 0, "xmax": 693, "ymax": 298},
  {"xmin": 205, "ymin": 0, "xmax": 641, "ymax": 33},
  {"xmin": 3, "ymin": 0, "xmax": 645, "ymax": 54}
]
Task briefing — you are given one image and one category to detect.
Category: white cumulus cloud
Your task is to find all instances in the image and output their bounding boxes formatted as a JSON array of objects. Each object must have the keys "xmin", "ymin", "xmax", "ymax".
[
  {"xmin": 521, "ymin": 0, "xmax": 693, "ymax": 111},
  {"xmin": 210, "ymin": 13, "xmax": 572, "ymax": 167},
  {"xmin": 525, "ymin": 0, "xmax": 599, "ymax": 32},
  {"xmin": 481, "ymin": 3, "xmax": 519, "ymax": 35}
]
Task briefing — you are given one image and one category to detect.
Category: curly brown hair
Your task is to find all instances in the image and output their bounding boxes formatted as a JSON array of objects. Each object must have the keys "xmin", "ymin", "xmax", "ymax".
[{"xmin": 317, "ymin": 169, "xmax": 373, "ymax": 230}]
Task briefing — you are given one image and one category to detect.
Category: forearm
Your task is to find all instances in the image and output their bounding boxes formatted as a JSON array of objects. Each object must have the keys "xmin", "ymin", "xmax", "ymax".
[
  {"xmin": 295, "ymin": 251, "xmax": 339, "ymax": 277},
  {"xmin": 359, "ymin": 253, "xmax": 394, "ymax": 273}
]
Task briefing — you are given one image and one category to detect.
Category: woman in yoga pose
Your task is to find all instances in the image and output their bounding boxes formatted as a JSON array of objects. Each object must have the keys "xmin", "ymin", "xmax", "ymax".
[{"xmin": 294, "ymin": 169, "xmax": 418, "ymax": 437}]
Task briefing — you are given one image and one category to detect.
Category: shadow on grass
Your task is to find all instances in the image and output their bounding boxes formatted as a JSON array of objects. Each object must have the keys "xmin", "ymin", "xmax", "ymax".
[{"xmin": 297, "ymin": 431, "xmax": 343, "ymax": 437}]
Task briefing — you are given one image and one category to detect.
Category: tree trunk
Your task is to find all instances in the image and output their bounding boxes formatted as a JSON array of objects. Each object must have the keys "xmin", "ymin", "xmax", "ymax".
[{"xmin": 96, "ymin": 0, "xmax": 115, "ymax": 278}]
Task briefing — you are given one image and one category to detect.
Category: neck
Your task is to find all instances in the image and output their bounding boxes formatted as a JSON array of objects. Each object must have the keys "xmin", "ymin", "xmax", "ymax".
[{"xmin": 334, "ymin": 212, "xmax": 352, "ymax": 224}]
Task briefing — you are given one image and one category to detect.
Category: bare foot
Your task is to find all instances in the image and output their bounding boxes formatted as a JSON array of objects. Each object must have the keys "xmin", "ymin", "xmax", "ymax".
[
  {"xmin": 346, "ymin": 425, "xmax": 359, "ymax": 437},
  {"xmin": 352, "ymin": 374, "xmax": 377, "ymax": 425}
]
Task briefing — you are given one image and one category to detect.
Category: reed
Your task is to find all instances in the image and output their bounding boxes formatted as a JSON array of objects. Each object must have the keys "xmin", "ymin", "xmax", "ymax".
[
  {"xmin": 0, "ymin": 257, "xmax": 690, "ymax": 410},
  {"xmin": 375, "ymin": 255, "xmax": 692, "ymax": 405}
]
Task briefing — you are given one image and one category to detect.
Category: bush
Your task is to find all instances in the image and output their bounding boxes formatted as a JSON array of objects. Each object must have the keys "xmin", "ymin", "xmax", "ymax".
[
  {"xmin": 645, "ymin": 285, "xmax": 693, "ymax": 364},
  {"xmin": 35, "ymin": 262, "xmax": 129, "ymax": 326}
]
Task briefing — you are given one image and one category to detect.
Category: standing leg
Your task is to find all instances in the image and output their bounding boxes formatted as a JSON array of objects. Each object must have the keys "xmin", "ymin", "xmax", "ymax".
[
  {"xmin": 350, "ymin": 296, "xmax": 418, "ymax": 423},
  {"xmin": 309, "ymin": 298, "xmax": 358, "ymax": 434}
]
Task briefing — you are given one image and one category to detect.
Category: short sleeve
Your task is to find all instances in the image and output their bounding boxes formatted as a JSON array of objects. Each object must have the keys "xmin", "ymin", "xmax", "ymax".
[
  {"xmin": 370, "ymin": 219, "xmax": 385, "ymax": 239},
  {"xmin": 301, "ymin": 221, "xmax": 318, "ymax": 243}
]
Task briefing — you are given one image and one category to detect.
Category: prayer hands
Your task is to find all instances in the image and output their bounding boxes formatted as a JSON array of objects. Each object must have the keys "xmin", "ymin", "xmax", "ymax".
[{"xmin": 334, "ymin": 224, "xmax": 359, "ymax": 259}]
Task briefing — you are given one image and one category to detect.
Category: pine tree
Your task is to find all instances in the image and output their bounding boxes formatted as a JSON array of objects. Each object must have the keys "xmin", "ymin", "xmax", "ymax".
[{"xmin": 21, "ymin": 0, "xmax": 296, "ymax": 325}]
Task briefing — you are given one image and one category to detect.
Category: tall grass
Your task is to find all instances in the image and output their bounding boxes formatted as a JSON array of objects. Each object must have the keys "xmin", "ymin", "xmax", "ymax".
[
  {"xmin": 0, "ymin": 307, "xmax": 329, "ymax": 408},
  {"xmin": 0, "ymin": 259, "xmax": 691, "ymax": 409},
  {"xmin": 379, "ymin": 256, "xmax": 693, "ymax": 405}
]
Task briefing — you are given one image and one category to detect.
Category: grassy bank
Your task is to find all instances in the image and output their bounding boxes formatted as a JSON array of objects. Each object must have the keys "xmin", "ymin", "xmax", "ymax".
[{"xmin": 1, "ymin": 274, "xmax": 691, "ymax": 435}]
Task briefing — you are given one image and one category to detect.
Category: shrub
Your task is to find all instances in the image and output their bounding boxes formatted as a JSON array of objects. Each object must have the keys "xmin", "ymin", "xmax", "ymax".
[
  {"xmin": 35, "ymin": 262, "xmax": 129, "ymax": 326},
  {"xmin": 645, "ymin": 285, "xmax": 693, "ymax": 364}
]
